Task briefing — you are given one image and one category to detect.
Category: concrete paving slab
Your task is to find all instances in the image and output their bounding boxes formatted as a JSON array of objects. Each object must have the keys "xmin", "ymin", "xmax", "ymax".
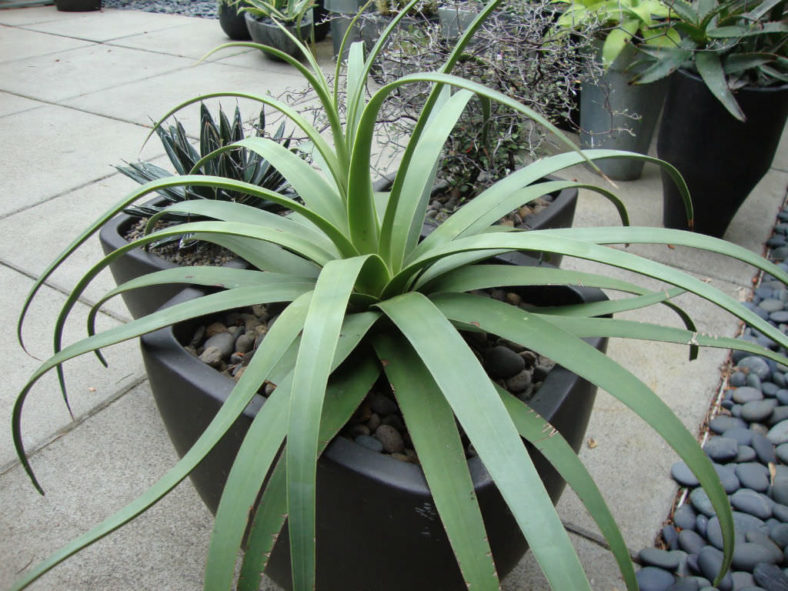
[
  {"xmin": 62, "ymin": 60, "xmax": 309, "ymax": 132},
  {"xmin": 0, "ymin": 43, "xmax": 194, "ymax": 103},
  {"xmin": 22, "ymin": 8, "xmax": 199, "ymax": 42},
  {"xmin": 0, "ymin": 90, "xmax": 44, "ymax": 117},
  {"xmin": 0, "ymin": 24, "xmax": 89, "ymax": 63},
  {"xmin": 505, "ymin": 532, "xmax": 627, "ymax": 590},
  {"xmin": 0, "ymin": 4, "xmax": 73, "ymax": 26},
  {"xmin": 0, "ymin": 171, "xmax": 142, "ymax": 319},
  {"xmin": 0, "ymin": 103, "xmax": 162, "ymax": 217},
  {"xmin": 106, "ymin": 16, "xmax": 249, "ymax": 60},
  {"xmin": 0, "ymin": 266, "xmax": 144, "ymax": 466},
  {"xmin": 1, "ymin": 382, "xmax": 213, "ymax": 591}
]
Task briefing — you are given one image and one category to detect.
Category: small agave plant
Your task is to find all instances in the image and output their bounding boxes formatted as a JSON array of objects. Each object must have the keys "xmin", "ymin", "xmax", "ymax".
[
  {"xmin": 11, "ymin": 0, "xmax": 788, "ymax": 589},
  {"xmin": 117, "ymin": 102, "xmax": 291, "ymax": 221}
]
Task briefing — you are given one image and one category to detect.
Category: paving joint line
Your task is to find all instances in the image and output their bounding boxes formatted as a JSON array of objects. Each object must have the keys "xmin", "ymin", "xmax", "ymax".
[
  {"xmin": 561, "ymin": 519, "xmax": 642, "ymax": 562},
  {"xmin": 0, "ymin": 373, "xmax": 147, "ymax": 478},
  {"xmin": 0, "ymin": 258, "xmax": 131, "ymax": 324}
]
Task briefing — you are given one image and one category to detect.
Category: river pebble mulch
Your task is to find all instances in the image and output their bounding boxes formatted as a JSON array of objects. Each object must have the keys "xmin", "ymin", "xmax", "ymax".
[
  {"xmin": 634, "ymin": 205, "xmax": 788, "ymax": 591},
  {"xmin": 184, "ymin": 288, "xmax": 556, "ymax": 463},
  {"xmin": 101, "ymin": 0, "xmax": 217, "ymax": 18}
]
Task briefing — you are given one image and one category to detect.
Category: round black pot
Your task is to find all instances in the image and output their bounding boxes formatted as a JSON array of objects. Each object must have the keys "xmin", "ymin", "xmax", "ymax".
[
  {"xmin": 218, "ymin": 1, "xmax": 252, "ymax": 40},
  {"xmin": 658, "ymin": 69, "xmax": 788, "ymax": 237},
  {"xmin": 140, "ymin": 271, "xmax": 607, "ymax": 591},
  {"xmin": 55, "ymin": 0, "xmax": 100, "ymax": 10},
  {"xmin": 244, "ymin": 12, "xmax": 314, "ymax": 60}
]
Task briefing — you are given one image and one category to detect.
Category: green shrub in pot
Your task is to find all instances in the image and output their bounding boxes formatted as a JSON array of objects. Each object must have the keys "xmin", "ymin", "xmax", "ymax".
[
  {"xmin": 12, "ymin": 0, "xmax": 788, "ymax": 588},
  {"xmin": 551, "ymin": 0, "xmax": 681, "ymax": 179},
  {"xmin": 631, "ymin": 0, "xmax": 787, "ymax": 120}
]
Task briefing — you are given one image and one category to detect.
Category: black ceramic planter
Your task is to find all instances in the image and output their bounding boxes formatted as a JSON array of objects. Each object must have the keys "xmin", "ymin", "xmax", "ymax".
[
  {"xmin": 218, "ymin": 1, "xmax": 252, "ymax": 41},
  {"xmin": 98, "ymin": 204, "xmax": 182, "ymax": 319},
  {"xmin": 141, "ymin": 271, "xmax": 607, "ymax": 591},
  {"xmin": 245, "ymin": 12, "xmax": 314, "ymax": 60},
  {"xmin": 658, "ymin": 69, "xmax": 788, "ymax": 237},
  {"xmin": 55, "ymin": 0, "xmax": 100, "ymax": 10}
]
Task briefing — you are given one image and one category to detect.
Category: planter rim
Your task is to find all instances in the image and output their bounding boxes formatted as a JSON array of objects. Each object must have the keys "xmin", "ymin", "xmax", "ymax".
[{"xmin": 142, "ymin": 279, "xmax": 606, "ymax": 494}]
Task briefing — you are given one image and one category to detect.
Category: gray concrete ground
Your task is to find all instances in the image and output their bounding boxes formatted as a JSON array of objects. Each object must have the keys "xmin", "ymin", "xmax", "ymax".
[{"xmin": 0, "ymin": 6, "xmax": 786, "ymax": 590}]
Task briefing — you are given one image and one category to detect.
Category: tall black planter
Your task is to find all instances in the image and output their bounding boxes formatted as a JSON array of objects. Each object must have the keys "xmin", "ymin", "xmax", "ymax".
[
  {"xmin": 658, "ymin": 69, "xmax": 788, "ymax": 237},
  {"xmin": 218, "ymin": 1, "xmax": 252, "ymax": 41},
  {"xmin": 141, "ymin": 275, "xmax": 607, "ymax": 591},
  {"xmin": 55, "ymin": 0, "xmax": 100, "ymax": 10}
]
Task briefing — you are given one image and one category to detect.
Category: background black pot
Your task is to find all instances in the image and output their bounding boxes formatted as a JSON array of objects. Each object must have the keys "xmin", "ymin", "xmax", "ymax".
[
  {"xmin": 55, "ymin": 0, "xmax": 100, "ymax": 10},
  {"xmin": 141, "ymin": 273, "xmax": 607, "ymax": 591},
  {"xmin": 658, "ymin": 69, "xmax": 788, "ymax": 237},
  {"xmin": 244, "ymin": 11, "xmax": 314, "ymax": 60},
  {"xmin": 218, "ymin": 1, "xmax": 252, "ymax": 40}
]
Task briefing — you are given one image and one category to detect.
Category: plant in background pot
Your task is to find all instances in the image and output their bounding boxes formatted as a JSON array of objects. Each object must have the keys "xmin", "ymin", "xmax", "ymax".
[
  {"xmin": 241, "ymin": 0, "xmax": 317, "ymax": 58},
  {"xmin": 101, "ymin": 102, "xmax": 295, "ymax": 318},
  {"xmin": 552, "ymin": 0, "xmax": 680, "ymax": 180},
  {"xmin": 632, "ymin": 0, "xmax": 788, "ymax": 236},
  {"xmin": 12, "ymin": 0, "xmax": 788, "ymax": 589}
]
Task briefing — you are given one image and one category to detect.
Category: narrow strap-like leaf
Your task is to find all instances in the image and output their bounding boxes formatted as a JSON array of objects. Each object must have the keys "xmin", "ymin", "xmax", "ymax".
[
  {"xmin": 381, "ymin": 89, "xmax": 475, "ymax": 271},
  {"xmin": 374, "ymin": 332, "xmax": 500, "ymax": 590},
  {"xmin": 434, "ymin": 293, "xmax": 735, "ymax": 585},
  {"xmin": 286, "ymin": 256, "xmax": 374, "ymax": 590},
  {"xmin": 395, "ymin": 231, "xmax": 788, "ymax": 350},
  {"xmin": 206, "ymin": 315, "xmax": 380, "ymax": 590},
  {"xmin": 10, "ymin": 294, "xmax": 313, "ymax": 591},
  {"xmin": 238, "ymin": 352, "xmax": 380, "ymax": 591},
  {"xmin": 496, "ymin": 386, "xmax": 638, "ymax": 591},
  {"xmin": 378, "ymin": 292, "xmax": 592, "ymax": 590},
  {"xmin": 696, "ymin": 51, "xmax": 746, "ymax": 121}
]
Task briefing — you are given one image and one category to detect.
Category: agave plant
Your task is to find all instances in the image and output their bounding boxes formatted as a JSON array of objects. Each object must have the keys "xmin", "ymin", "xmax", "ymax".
[
  {"xmin": 12, "ymin": 0, "xmax": 788, "ymax": 589},
  {"xmin": 117, "ymin": 102, "xmax": 291, "ymax": 221},
  {"xmin": 631, "ymin": 0, "xmax": 788, "ymax": 120}
]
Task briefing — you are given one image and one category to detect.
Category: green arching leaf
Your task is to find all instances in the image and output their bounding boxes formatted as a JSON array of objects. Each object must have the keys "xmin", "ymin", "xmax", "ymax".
[
  {"xmin": 696, "ymin": 51, "xmax": 746, "ymax": 121},
  {"xmin": 206, "ymin": 316, "xmax": 380, "ymax": 591},
  {"xmin": 496, "ymin": 386, "xmax": 637, "ymax": 591},
  {"xmin": 530, "ymin": 314, "xmax": 788, "ymax": 366},
  {"xmin": 382, "ymin": 88, "xmax": 476, "ymax": 271},
  {"xmin": 150, "ymin": 199, "xmax": 340, "ymax": 257},
  {"xmin": 201, "ymin": 138, "xmax": 347, "ymax": 231},
  {"xmin": 286, "ymin": 256, "xmax": 374, "ymax": 591},
  {"xmin": 85, "ymin": 268, "xmax": 310, "ymax": 339},
  {"xmin": 433, "ymin": 293, "xmax": 735, "ymax": 585},
  {"xmin": 378, "ymin": 292, "xmax": 592, "ymax": 590},
  {"xmin": 535, "ymin": 286, "xmax": 686, "ymax": 317},
  {"xmin": 396, "ymin": 231, "xmax": 788, "ymax": 350},
  {"xmin": 238, "ymin": 352, "xmax": 380, "ymax": 591},
  {"xmin": 413, "ymin": 148, "xmax": 688, "ymax": 259},
  {"xmin": 602, "ymin": 23, "xmax": 638, "ymax": 68},
  {"xmin": 631, "ymin": 46, "xmax": 693, "ymax": 84},
  {"xmin": 196, "ymin": 233, "xmax": 321, "ymax": 277},
  {"xmin": 15, "ymin": 284, "xmax": 314, "ymax": 490},
  {"xmin": 10, "ymin": 293, "xmax": 312, "ymax": 590},
  {"xmin": 373, "ymin": 332, "xmax": 500, "ymax": 589},
  {"xmin": 344, "ymin": 40, "xmax": 369, "ymax": 156}
]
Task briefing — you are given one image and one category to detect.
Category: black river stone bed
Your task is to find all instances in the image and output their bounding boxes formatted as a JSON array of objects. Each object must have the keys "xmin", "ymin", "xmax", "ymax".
[
  {"xmin": 101, "ymin": 0, "xmax": 217, "ymax": 18},
  {"xmin": 635, "ymin": 206, "xmax": 788, "ymax": 591}
]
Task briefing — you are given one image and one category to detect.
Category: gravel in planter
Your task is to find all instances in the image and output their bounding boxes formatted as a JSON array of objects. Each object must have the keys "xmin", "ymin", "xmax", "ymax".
[
  {"xmin": 184, "ymin": 288, "xmax": 556, "ymax": 464},
  {"xmin": 634, "ymin": 197, "xmax": 788, "ymax": 590},
  {"xmin": 101, "ymin": 0, "xmax": 218, "ymax": 18}
]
